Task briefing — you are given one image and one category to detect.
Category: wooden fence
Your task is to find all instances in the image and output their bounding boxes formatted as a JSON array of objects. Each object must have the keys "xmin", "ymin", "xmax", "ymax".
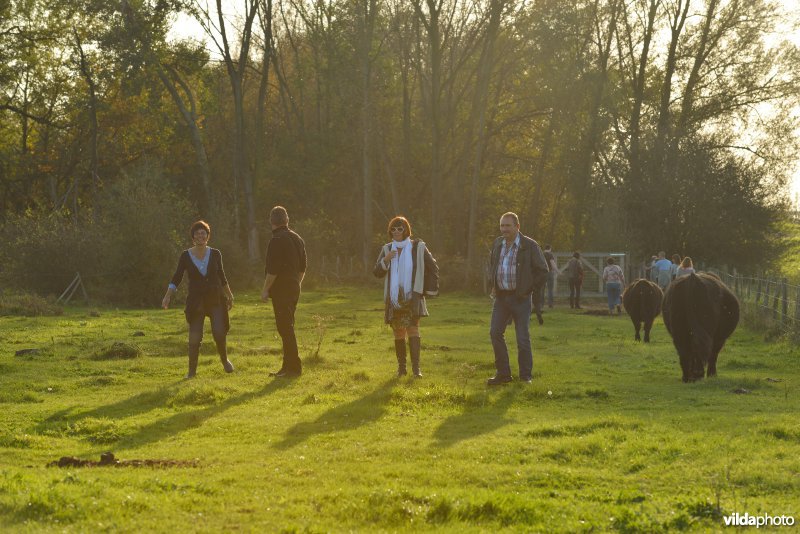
[{"xmin": 711, "ymin": 270, "xmax": 799, "ymax": 332}]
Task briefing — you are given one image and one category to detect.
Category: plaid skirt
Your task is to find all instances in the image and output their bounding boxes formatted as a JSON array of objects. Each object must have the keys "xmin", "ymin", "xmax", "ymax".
[{"xmin": 384, "ymin": 292, "xmax": 428, "ymax": 327}]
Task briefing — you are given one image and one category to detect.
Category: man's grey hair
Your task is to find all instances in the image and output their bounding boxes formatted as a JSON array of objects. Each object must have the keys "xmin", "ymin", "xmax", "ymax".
[
  {"xmin": 270, "ymin": 206, "xmax": 289, "ymax": 226},
  {"xmin": 500, "ymin": 212, "xmax": 519, "ymax": 226}
]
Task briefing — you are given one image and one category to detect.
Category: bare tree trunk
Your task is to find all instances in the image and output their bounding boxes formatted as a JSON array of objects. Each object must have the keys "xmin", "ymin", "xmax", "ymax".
[
  {"xmin": 412, "ymin": 0, "xmax": 443, "ymax": 250},
  {"xmin": 529, "ymin": 113, "xmax": 555, "ymax": 236},
  {"xmin": 196, "ymin": 0, "xmax": 261, "ymax": 261},
  {"xmin": 466, "ymin": 0, "xmax": 504, "ymax": 282},
  {"xmin": 570, "ymin": 0, "xmax": 619, "ymax": 247},
  {"xmin": 358, "ymin": 0, "xmax": 379, "ymax": 269},
  {"xmin": 119, "ymin": 0, "xmax": 213, "ymax": 207},
  {"xmin": 159, "ymin": 67, "xmax": 213, "ymax": 205},
  {"xmin": 653, "ymin": 0, "xmax": 691, "ymax": 171},
  {"xmin": 622, "ymin": 0, "xmax": 659, "ymax": 184},
  {"xmin": 256, "ymin": 0, "xmax": 274, "ymax": 217},
  {"xmin": 74, "ymin": 31, "xmax": 99, "ymax": 210}
]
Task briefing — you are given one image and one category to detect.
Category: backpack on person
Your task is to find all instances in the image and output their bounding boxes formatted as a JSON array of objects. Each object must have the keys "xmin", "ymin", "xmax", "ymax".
[{"xmin": 565, "ymin": 257, "xmax": 583, "ymax": 281}]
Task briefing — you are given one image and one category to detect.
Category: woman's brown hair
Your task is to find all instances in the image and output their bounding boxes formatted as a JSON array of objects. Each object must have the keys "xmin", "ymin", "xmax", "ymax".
[
  {"xmin": 190, "ymin": 220, "xmax": 211, "ymax": 239},
  {"xmin": 681, "ymin": 256, "xmax": 693, "ymax": 268},
  {"xmin": 387, "ymin": 216, "xmax": 411, "ymax": 240}
]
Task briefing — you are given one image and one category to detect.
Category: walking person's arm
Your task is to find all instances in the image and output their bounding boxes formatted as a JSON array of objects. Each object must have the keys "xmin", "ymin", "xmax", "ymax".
[{"xmin": 162, "ymin": 253, "xmax": 186, "ymax": 309}]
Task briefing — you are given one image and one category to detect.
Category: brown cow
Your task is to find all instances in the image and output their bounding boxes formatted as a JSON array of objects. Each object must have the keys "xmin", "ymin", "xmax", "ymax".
[
  {"xmin": 622, "ymin": 279, "xmax": 663, "ymax": 342},
  {"xmin": 662, "ymin": 273, "xmax": 740, "ymax": 382}
]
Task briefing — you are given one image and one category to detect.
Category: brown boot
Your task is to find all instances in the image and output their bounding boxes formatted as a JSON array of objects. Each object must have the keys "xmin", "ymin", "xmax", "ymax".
[
  {"xmin": 394, "ymin": 339, "xmax": 407, "ymax": 377},
  {"xmin": 409, "ymin": 336, "xmax": 422, "ymax": 378},
  {"xmin": 186, "ymin": 342, "xmax": 200, "ymax": 378}
]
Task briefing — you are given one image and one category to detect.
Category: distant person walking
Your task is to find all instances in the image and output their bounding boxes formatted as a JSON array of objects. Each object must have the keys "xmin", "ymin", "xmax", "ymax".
[
  {"xmin": 261, "ymin": 206, "xmax": 307, "ymax": 378},
  {"xmin": 676, "ymin": 256, "xmax": 695, "ymax": 278},
  {"xmin": 602, "ymin": 257, "xmax": 625, "ymax": 315},
  {"xmin": 653, "ymin": 251, "xmax": 673, "ymax": 290},
  {"xmin": 564, "ymin": 251, "xmax": 584, "ymax": 309},
  {"xmin": 543, "ymin": 244, "xmax": 558, "ymax": 309},
  {"xmin": 487, "ymin": 212, "xmax": 549, "ymax": 385},
  {"xmin": 373, "ymin": 216, "xmax": 439, "ymax": 378},
  {"xmin": 162, "ymin": 220, "xmax": 235, "ymax": 379}
]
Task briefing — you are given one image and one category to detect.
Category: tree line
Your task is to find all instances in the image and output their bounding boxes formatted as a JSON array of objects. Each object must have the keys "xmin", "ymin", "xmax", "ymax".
[{"xmin": 1, "ymin": 0, "xmax": 798, "ymax": 297}]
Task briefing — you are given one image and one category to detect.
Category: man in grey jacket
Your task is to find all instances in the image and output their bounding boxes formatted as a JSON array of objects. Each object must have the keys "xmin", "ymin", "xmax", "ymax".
[{"xmin": 487, "ymin": 212, "xmax": 549, "ymax": 385}]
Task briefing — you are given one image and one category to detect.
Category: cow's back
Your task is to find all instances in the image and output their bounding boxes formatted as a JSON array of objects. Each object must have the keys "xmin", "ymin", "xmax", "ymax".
[{"xmin": 623, "ymin": 279, "xmax": 662, "ymax": 322}]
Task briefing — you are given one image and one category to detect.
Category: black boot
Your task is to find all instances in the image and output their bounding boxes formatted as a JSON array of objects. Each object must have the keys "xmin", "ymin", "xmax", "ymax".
[
  {"xmin": 394, "ymin": 339, "xmax": 407, "ymax": 377},
  {"xmin": 409, "ymin": 336, "xmax": 422, "ymax": 378},
  {"xmin": 186, "ymin": 342, "xmax": 200, "ymax": 379},
  {"xmin": 215, "ymin": 337, "xmax": 234, "ymax": 373}
]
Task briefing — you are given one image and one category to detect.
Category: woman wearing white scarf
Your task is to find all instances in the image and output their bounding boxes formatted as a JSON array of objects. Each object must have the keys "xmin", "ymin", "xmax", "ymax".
[
  {"xmin": 389, "ymin": 236, "xmax": 414, "ymax": 308},
  {"xmin": 373, "ymin": 216, "xmax": 439, "ymax": 378}
]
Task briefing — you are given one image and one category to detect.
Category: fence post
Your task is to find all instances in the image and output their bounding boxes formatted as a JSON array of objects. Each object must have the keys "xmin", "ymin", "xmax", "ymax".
[
  {"xmin": 795, "ymin": 286, "xmax": 800, "ymax": 325},
  {"xmin": 772, "ymin": 278, "xmax": 780, "ymax": 320},
  {"xmin": 782, "ymin": 278, "xmax": 789, "ymax": 324},
  {"xmin": 755, "ymin": 277, "xmax": 762, "ymax": 306}
]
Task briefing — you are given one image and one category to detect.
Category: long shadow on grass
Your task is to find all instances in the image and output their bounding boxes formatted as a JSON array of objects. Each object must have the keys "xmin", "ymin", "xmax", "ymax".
[
  {"xmin": 38, "ymin": 380, "xmax": 186, "ymax": 429},
  {"xmin": 274, "ymin": 379, "xmax": 395, "ymax": 449},
  {"xmin": 432, "ymin": 386, "xmax": 519, "ymax": 448},
  {"xmin": 115, "ymin": 379, "xmax": 292, "ymax": 449}
]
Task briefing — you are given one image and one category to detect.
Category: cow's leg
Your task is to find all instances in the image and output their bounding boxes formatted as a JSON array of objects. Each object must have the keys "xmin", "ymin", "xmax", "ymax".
[
  {"xmin": 643, "ymin": 318, "xmax": 654, "ymax": 343},
  {"xmin": 694, "ymin": 356, "xmax": 706, "ymax": 381},
  {"xmin": 677, "ymin": 343, "xmax": 694, "ymax": 382},
  {"xmin": 707, "ymin": 336, "xmax": 726, "ymax": 377},
  {"xmin": 633, "ymin": 320, "xmax": 641, "ymax": 341}
]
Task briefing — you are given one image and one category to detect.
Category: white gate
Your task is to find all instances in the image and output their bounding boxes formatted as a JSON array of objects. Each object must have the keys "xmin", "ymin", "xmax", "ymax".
[{"xmin": 552, "ymin": 252, "xmax": 628, "ymax": 296}]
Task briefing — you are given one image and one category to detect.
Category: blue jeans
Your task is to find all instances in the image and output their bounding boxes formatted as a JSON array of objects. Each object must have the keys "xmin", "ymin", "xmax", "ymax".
[
  {"xmin": 606, "ymin": 281, "xmax": 622, "ymax": 310},
  {"xmin": 490, "ymin": 292, "xmax": 533, "ymax": 379}
]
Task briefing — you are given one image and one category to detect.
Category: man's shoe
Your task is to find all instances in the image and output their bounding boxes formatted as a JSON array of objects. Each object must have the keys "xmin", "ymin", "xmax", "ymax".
[
  {"xmin": 520, "ymin": 376, "xmax": 532, "ymax": 384},
  {"xmin": 486, "ymin": 375, "xmax": 513, "ymax": 386}
]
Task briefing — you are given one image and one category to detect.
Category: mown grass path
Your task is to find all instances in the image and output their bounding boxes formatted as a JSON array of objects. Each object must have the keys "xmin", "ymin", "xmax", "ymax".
[{"xmin": 1, "ymin": 288, "xmax": 798, "ymax": 532}]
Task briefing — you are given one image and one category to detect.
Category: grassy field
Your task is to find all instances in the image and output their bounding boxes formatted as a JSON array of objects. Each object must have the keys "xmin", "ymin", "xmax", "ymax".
[{"xmin": 0, "ymin": 287, "xmax": 798, "ymax": 532}]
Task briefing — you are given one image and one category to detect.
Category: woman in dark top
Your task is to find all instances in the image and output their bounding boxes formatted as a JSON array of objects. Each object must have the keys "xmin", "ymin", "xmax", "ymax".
[
  {"xmin": 162, "ymin": 220, "xmax": 235, "ymax": 378},
  {"xmin": 373, "ymin": 216, "xmax": 439, "ymax": 378}
]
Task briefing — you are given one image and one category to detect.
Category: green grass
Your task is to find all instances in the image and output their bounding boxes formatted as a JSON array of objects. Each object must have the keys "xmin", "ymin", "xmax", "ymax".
[{"xmin": 0, "ymin": 287, "xmax": 798, "ymax": 532}]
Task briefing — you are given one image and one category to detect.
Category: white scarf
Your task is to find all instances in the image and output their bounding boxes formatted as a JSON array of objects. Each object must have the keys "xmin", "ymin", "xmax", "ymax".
[{"xmin": 389, "ymin": 237, "xmax": 413, "ymax": 308}]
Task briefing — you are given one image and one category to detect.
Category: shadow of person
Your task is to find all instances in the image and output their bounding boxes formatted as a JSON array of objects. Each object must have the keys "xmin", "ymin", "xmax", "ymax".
[
  {"xmin": 274, "ymin": 379, "xmax": 396, "ymax": 450},
  {"xmin": 432, "ymin": 386, "xmax": 519, "ymax": 448},
  {"xmin": 112, "ymin": 379, "xmax": 293, "ymax": 450},
  {"xmin": 39, "ymin": 380, "xmax": 186, "ymax": 430}
]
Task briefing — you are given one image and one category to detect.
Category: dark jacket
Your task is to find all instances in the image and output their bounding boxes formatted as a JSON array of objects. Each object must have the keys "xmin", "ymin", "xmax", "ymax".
[
  {"xmin": 170, "ymin": 248, "xmax": 230, "ymax": 330},
  {"xmin": 564, "ymin": 257, "xmax": 584, "ymax": 281},
  {"xmin": 265, "ymin": 226, "xmax": 307, "ymax": 300},
  {"xmin": 489, "ymin": 233, "xmax": 549, "ymax": 297}
]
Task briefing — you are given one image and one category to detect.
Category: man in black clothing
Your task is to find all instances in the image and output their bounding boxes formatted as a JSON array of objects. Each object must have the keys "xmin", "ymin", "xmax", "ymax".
[{"xmin": 261, "ymin": 206, "xmax": 307, "ymax": 377}]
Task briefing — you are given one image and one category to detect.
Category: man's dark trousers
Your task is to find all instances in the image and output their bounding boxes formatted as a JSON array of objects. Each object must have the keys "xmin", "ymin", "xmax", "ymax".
[
  {"xmin": 490, "ymin": 291, "xmax": 533, "ymax": 379},
  {"xmin": 272, "ymin": 295, "xmax": 301, "ymax": 373}
]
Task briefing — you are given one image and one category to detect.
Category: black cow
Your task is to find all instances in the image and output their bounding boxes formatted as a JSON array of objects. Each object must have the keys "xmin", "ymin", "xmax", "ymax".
[
  {"xmin": 622, "ymin": 279, "xmax": 663, "ymax": 342},
  {"xmin": 662, "ymin": 273, "xmax": 740, "ymax": 382}
]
